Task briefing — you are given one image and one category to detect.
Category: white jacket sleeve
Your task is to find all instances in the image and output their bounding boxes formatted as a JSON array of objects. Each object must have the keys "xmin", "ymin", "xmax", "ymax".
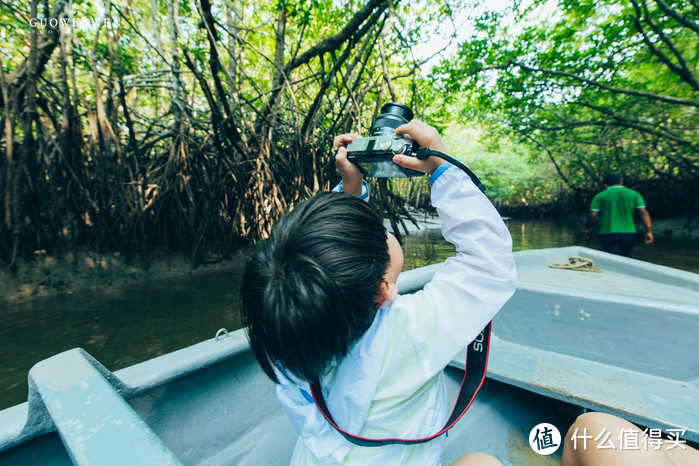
[{"xmin": 387, "ymin": 164, "xmax": 516, "ymax": 379}]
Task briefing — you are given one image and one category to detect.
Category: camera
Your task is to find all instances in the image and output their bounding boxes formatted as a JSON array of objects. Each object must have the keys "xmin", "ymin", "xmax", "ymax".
[{"xmin": 345, "ymin": 103, "xmax": 423, "ymax": 177}]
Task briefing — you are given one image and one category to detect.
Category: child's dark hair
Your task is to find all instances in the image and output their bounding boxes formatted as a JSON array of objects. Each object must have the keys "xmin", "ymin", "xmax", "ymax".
[{"xmin": 241, "ymin": 192, "xmax": 390, "ymax": 383}]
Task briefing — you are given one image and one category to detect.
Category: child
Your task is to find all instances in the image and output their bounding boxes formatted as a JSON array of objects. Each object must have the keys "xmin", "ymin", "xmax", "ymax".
[{"xmin": 241, "ymin": 120, "xmax": 516, "ymax": 464}]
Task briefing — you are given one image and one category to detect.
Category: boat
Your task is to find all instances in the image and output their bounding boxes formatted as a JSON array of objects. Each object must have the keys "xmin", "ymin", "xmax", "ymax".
[{"xmin": 0, "ymin": 246, "xmax": 697, "ymax": 465}]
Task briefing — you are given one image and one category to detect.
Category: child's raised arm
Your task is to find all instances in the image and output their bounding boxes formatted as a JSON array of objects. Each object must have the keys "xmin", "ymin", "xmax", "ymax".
[
  {"xmin": 392, "ymin": 119, "xmax": 447, "ymax": 175},
  {"xmin": 333, "ymin": 133, "xmax": 364, "ymax": 196}
]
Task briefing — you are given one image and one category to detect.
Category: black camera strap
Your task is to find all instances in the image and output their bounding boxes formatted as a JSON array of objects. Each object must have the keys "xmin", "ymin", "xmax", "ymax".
[
  {"xmin": 309, "ymin": 321, "xmax": 492, "ymax": 447},
  {"xmin": 415, "ymin": 148, "xmax": 487, "ymax": 193}
]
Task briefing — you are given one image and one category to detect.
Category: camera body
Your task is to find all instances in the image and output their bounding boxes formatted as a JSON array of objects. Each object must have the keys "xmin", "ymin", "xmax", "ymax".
[{"xmin": 346, "ymin": 103, "xmax": 423, "ymax": 177}]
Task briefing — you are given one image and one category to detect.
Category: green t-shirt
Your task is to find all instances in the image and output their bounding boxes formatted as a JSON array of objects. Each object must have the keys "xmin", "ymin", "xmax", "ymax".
[{"xmin": 590, "ymin": 185, "xmax": 646, "ymax": 235}]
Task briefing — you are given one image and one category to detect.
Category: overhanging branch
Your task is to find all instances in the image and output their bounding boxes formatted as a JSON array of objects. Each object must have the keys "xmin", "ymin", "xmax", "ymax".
[{"xmin": 508, "ymin": 61, "xmax": 699, "ymax": 107}]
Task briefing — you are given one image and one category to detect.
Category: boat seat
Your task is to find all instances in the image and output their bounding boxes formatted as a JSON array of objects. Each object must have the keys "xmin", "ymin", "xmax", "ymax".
[
  {"xmin": 23, "ymin": 348, "xmax": 182, "ymax": 465},
  {"xmin": 470, "ymin": 335, "xmax": 698, "ymax": 443}
]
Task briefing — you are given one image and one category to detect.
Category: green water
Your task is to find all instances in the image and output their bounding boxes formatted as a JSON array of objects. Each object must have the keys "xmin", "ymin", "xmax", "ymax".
[{"xmin": 1, "ymin": 218, "xmax": 697, "ymax": 410}]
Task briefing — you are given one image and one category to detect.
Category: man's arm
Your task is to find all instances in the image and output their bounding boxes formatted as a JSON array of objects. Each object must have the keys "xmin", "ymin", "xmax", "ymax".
[
  {"xmin": 636, "ymin": 207, "xmax": 654, "ymax": 244},
  {"xmin": 584, "ymin": 211, "xmax": 599, "ymax": 239}
]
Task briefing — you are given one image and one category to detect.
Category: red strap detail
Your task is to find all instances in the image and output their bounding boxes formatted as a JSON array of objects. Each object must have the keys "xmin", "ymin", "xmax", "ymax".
[{"xmin": 310, "ymin": 321, "xmax": 492, "ymax": 447}]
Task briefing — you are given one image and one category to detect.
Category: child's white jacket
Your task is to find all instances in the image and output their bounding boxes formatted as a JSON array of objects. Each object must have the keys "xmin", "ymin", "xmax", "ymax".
[{"xmin": 276, "ymin": 165, "xmax": 517, "ymax": 465}]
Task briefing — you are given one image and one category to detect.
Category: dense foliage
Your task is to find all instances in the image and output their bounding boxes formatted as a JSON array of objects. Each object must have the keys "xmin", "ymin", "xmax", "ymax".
[
  {"xmin": 436, "ymin": 0, "xmax": 697, "ymax": 215},
  {"xmin": 0, "ymin": 0, "xmax": 450, "ymax": 267},
  {"xmin": 1, "ymin": 0, "xmax": 696, "ymax": 269}
]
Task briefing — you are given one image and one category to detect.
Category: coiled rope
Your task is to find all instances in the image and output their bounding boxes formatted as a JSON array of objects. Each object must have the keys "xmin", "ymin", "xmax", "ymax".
[{"xmin": 549, "ymin": 256, "xmax": 602, "ymax": 273}]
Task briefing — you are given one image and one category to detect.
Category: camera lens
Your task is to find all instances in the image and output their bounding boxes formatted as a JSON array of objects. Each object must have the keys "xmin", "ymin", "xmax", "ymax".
[{"xmin": 370, "ymin": 103, "xmax": 413, "ymax": 136}]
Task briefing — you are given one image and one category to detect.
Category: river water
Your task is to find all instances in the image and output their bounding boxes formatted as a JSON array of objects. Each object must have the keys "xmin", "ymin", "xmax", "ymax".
[{"xmin": 1, "ymin": 217, "xmax": 697, "ymax": 410}]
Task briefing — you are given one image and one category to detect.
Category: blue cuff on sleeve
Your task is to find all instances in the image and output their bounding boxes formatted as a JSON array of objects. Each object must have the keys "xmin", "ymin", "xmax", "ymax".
[
  {"xmin": 429, "ymin": 162, "xmax": 453, "ymax": 185},
  {"xmin": 338, "ymin": 179, "xmax": 369, "ymax": 200}
]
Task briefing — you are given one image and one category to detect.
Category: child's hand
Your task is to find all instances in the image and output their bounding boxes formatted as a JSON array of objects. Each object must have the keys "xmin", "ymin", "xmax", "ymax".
[
  {"xmin": 333, "ymin": 133, "xmax": 364, "ymax": 196},
  {"xmin": 393, "ymin": 120, "xmax": 447, "ymax": 175}
]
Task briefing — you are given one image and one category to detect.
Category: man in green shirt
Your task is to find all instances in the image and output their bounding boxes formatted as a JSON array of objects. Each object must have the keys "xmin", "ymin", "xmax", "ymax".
[{"xmin": 584, "ymin": 174, "xmax": 654, "ymax": 257}]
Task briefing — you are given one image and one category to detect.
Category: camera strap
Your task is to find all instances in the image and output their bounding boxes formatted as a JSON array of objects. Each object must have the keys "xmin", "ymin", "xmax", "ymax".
[
  {"xmin": 415, "ymin": 148, "xmax": 487, "ymax": 193},
  {"xmin": 309, "ymin": 321, "xmax": 492, "ymax": 447}
]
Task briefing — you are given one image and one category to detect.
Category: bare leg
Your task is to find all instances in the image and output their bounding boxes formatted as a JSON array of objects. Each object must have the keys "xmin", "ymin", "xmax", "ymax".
[
  {"xmin": 451, "ymin": 452, "xmax": 503, "ymax": 466},
  {"xmin": 561, "ymin": 412, "xmax": 698, "ymax": 466}
]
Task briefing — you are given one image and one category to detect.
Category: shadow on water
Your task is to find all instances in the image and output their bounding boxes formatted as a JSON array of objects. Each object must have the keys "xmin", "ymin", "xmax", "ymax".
[
  {"xmin": 1, "ymin": 217, "xmax": 697, "ymax": 409},
  {"xmin": 0, "ymin": 267, "xmax": 245, "ymax": 409}
]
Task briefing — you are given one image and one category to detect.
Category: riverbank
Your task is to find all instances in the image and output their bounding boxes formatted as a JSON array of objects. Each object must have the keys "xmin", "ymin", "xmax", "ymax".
[
  {"xmin": 1, "ymin": 215, "xmax": 696, "ymax": 304},
  {"xmin": 652, "ymin": 216, "xmax": 699, "ymax": 239},
  {"xmin": 0, "ymin": 249, "xmax": 252, "ymax": 304},
  {"xmin": 384, "ymin": 208, "xmax": 441, "ymax": 233}
]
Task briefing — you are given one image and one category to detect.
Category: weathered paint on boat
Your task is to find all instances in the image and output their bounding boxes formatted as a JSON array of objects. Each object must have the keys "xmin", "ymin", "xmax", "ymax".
[
  {"xmin": 0, "ymin": 246, "xmax": 696, "ymax": 465},
  {"xmin": 489, "ymin": 247, "xmax": 699, "ymax": 443}
]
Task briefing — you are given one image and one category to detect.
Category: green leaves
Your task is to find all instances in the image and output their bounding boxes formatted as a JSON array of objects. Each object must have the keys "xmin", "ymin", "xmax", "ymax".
[{"xmin": 434, "ymin": 0, "xmax": 698, "ymax": 199}]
